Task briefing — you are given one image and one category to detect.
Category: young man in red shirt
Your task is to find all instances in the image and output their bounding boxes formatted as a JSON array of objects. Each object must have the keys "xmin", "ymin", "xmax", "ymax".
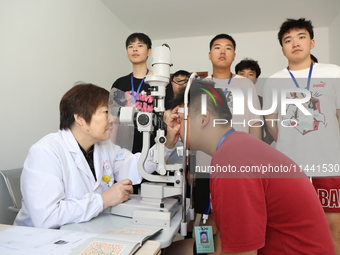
[{"xmin": 166, "ymin": 79, "xmax": 335, "ymax": 255}]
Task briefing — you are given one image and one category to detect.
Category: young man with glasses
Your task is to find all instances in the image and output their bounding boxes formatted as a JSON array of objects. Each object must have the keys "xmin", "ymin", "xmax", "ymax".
[
  {"xmin": 171, "ymin": 70, "xmax": 190, "ymax": 96},
  {"xmin": 164, "ymin": 70, "xmax": 190, "ymax": 110}
]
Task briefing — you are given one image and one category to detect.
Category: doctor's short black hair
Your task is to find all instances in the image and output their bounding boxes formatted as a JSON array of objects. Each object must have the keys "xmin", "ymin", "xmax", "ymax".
[
  {"xmin": 59, "ymin": 83, "xmax": 109, "ymax": 130},
  {"xmin": 171, "ymin": 79, "xmax": 232, "ymax": 122}
]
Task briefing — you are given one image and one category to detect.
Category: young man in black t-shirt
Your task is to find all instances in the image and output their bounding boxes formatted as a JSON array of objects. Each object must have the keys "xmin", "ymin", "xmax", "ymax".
[
  {"xmin": 112, "ymin": 33, "xmax": 155, "ymax": 194},
  {"xmin": 112, "ymin": 33, "xmax": 154, "ymax": 154}
]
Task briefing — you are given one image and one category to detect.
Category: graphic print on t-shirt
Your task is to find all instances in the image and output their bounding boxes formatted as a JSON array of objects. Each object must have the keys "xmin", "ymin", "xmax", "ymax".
[
  {"xmin": 127, "ymin": 90, "xmax": 154, "ymax": 112},
  {"xmin": 282, "ymin": 83, "xmax": 326, "ymax": 135}
]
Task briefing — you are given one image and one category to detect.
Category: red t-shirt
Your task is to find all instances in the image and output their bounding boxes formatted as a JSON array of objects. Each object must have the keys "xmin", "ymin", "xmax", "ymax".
[{"xmin": 210, "ymin": 132, "xmax": 335, "ymax": 254}]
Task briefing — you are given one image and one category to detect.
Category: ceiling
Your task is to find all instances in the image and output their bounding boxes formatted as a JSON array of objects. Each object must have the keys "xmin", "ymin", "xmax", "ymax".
[{"xmin": 101, "ymin": 0, "xmax": 340, "ymax": 40}]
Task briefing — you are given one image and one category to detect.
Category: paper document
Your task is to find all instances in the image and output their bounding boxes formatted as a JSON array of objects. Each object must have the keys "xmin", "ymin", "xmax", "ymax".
[{"xmin": 0, "ymin": 226, "xmax": 96, "ymax": 255}]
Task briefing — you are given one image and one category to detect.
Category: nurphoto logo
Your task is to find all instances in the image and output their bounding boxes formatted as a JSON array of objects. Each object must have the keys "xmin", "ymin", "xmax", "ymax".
[{"xmin": 201, "ymin": 86, "xmax": 312, "ymax": 128}]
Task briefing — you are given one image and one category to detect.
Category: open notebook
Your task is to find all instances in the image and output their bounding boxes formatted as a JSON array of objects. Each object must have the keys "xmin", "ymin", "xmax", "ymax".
[
  {"xmin": 70, "ymin": 227, "xmax": 162, "ymax": 255},
  {"xmin": 0, "ymin": 225, "xmax": 162, "ymax": 255}
]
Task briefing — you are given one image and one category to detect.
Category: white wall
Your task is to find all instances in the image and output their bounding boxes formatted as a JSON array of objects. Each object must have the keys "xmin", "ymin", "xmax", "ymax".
[
  {"xmin": 329, "ymin": 12, "xmax": 340, "ymax": 66},
  {"xmin": 153, "ymin": 27, "xmax": 329, "ymax": 96},
  {"xmin": 0, "ymin": 0, "xmax": 132, "ymax": 170}
]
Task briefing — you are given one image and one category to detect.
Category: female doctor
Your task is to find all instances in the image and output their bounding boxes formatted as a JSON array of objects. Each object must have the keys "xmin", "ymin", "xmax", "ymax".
[{"xmin": 14, "ymin": 83, "xmax": 180, "ymax": 229}]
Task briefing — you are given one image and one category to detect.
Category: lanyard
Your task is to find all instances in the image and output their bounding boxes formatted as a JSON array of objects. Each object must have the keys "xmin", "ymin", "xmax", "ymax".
[
  {"xmin": 130, "ymin": 70, "xmax": 149, "ymax": 103},
  {"xmin": 224, "ymin": 73, "xmax": 233, "ymax": 94},
  {"xmin": 287, "ymin": 63, "xmax": 314, "ymax": 91},
  {"xmin": 202, "ymin": 128, "xmax": 236, "ymax": 222},
  {"xmin": 216, "ymin": 128, "xmax": 236, "ymax": 150},
  {"xmin": 212, "ymin": 73, "xmax": 233, "ymax": 94}
]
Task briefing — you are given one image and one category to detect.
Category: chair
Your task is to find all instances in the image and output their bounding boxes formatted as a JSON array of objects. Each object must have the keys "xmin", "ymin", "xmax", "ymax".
[{"xmin": 0, "ymin": 168, "xmax": 23, "ymax": 213}]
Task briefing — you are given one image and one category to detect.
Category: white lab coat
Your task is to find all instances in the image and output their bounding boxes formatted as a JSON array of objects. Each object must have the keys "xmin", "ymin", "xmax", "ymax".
[{"xmin": 14, "ymin": 129, "xmax": 172, "ymax": 229}]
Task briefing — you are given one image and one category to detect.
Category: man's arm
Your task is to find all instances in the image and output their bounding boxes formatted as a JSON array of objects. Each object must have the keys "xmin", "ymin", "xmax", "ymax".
[
  {"xmin": 249, "ymin": 122, "xmax": 262, "ymax": 140},
  {"xmin": 265, "ymin": 114, "xmax": 278, "ymax": 142},
  {"xmin": 247, "ymin": 80, "xmax": 263, "ymax": 140}
]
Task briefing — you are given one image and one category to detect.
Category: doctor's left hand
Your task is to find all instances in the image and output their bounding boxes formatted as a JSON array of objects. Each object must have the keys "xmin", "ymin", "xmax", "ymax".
[
  {"xmin": 165, "ymin": 106, "xmax": 181, "ymax": 149},
  {"xmin": 101, "ymin": 179, "xmax": 133, "ymax": 209}
]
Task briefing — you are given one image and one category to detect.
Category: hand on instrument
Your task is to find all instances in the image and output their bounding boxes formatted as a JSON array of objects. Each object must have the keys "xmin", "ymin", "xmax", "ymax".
[{"xmin": 101, "ymin": 179, "xmax": 133, "ymax": 209}]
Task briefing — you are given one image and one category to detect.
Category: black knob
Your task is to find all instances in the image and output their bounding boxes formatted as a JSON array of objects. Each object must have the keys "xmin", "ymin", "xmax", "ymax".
[{"xmin": 138, "ymin": 114, "xmax": 149, "ymax": 126}]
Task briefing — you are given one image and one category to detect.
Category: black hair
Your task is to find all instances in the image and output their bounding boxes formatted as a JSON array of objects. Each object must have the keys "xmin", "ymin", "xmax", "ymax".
[
  {"xmin": 171, "ymin": 70, "xmax": 190, "ymax": 81},
  {"xmin": 171, "ymin": 79, "xmax": 232, "ymax": 122},
  {"xmin": 278, "ymin": 18, "xmax": 314, "ymax": 46},
  {"xmin": 310, "ymin": 54, "xmax": 318, "ymax": 63},
  {"xmin": 209, "ymin": 33, "xmax": 236, "ymax": 51},
  {"xmin": 235, "ymin": 58, "xmax": 261, "ymax": 78},
  {"xmin": 125, "ymin": 32, "xmax": 152, "ymax": 49}
]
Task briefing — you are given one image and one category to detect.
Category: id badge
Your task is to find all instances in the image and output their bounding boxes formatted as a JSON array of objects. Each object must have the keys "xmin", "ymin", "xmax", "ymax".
[{"xmin": 194, "ymin": 225, "xmax": 215, "ymax": 253}]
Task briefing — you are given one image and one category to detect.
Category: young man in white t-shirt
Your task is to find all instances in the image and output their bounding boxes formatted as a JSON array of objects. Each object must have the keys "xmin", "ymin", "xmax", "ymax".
[
  {"xmin": 263, "ymin": 18, "xmax": 340, "ymax": 254},
  {"xmin": 206, "ymin": 34, "xmax": 262, "ymax": 137}
]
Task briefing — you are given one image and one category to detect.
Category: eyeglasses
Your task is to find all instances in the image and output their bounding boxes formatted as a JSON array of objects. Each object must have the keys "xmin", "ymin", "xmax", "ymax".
[{"xmin": 172, "ymin": 78, "xmax": 189, "ymax": 85}]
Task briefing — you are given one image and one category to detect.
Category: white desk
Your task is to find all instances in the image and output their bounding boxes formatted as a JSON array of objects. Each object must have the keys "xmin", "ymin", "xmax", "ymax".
[{"xmin": 61, "ymin": 206, "xmax": 183, "ymax": 249}]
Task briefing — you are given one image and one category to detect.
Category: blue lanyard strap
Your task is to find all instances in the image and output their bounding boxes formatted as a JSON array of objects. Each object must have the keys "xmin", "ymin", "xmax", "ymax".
[
  {"xmin": 287, "ymin": 63, "xmax": 314, "ymax": 91},
  {"xmin": 211, "ymin": 73, "xmax": 232, "ymax": 94},
  {"xmin": 204, "ymin": 128, "xmax": 235, "ymax": 219},
  {"xmin": 130, "ymin": 70, "xmax": 149, "ymax": 103},
  {"xmin": 204, "ymin": 198, "xmax": 211, "ymax": 215},
  {"xmin": 224, "ymin": 72, "xmax": 233, "ymax": 94},
  {"xmin": 216, "ymin": 128, "xmax": 236, "ymax": 150}
]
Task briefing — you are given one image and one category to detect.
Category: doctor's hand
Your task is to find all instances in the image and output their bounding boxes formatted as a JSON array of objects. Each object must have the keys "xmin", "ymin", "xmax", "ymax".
[
  {"xmin": 101, "ymin": 179, "xmax": 133, "ymax": 209},
  {"xmin": 165, "ymin": 106, "xmax": 181, "ymax": 149}
]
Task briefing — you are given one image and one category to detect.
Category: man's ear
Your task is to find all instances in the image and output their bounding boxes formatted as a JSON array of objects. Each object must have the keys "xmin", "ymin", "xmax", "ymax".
[
  {"xmin": 201, "ymin": 111, "xmax": 211, "ymax": 128},
  {"xmin": 232, "ymin": 52, "xmax": 236, "ymax": 62},
  {"xmin": 147, "ymin": 48, "xmax": 152, "ymax": 57},
  {"xmin": 74, "ymin": 114, "xmax": 85, "ymax": 126},
  {"xmin": 310, "ymin": 39, "xmax": 315, "ymax": 50}
]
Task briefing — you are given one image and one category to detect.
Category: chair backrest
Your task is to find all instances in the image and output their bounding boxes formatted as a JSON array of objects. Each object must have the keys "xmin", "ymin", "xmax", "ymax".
[{"xmin": 0, "ymin": 168, "xmax": 23, "ymax": 212}]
